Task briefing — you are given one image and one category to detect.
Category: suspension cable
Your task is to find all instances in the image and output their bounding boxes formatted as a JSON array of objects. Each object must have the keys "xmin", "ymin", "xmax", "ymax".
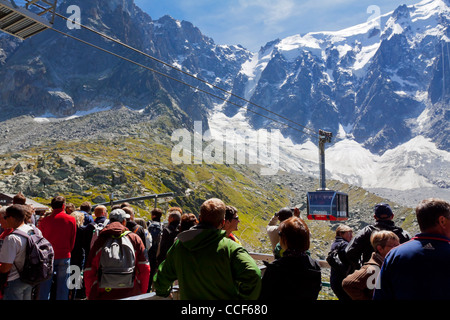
[
  {"xmin": 49, "ymin": 27, "xmax": 319, "ymax": 139},
  {"xmin": 32, "ymin": 2, "xmax": 319, "ymax": 136}
]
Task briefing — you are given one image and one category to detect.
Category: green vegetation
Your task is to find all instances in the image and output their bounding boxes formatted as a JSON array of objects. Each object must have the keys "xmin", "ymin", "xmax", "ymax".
[
  {"xmin": 0, "ymin": 117, "xmax": 419, "ymax": 260},
  {"xmin": 0, "ymin": 121, "xmax": 420, "ymax": 300},
  {"xmin": 0, "ymin": 131, "xmax": 291, "ymax": 251}
]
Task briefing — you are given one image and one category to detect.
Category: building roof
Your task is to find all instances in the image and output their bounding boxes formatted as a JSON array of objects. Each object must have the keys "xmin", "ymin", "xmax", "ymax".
[{"xmin": 0, "ymin": 193, "xmax": 49, "ymax": 211}]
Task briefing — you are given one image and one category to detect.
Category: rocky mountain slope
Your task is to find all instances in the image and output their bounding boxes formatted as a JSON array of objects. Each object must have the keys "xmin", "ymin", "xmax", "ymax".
[
  {"xmin": 1, "ymin": 0, "xmax": 449, "ymax": 153},
  {"xmin": 1, "ymin": 0, "xmax": 449, "ymax": 196},
  {"xmin": 0, "ymin": 0, "xmax": 441, "ymax": 258},
  {"xmin": 0, "ymin": 0, "xmax": 251, "ymax": 131},
  {"xmin": 0, "ymin": 109, "xmax": 418, "ymax": 256}
]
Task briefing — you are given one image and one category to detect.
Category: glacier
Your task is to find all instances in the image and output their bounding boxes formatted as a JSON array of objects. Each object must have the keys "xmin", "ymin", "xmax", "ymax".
[{"xmin": 208, "ymin": 105, "xmax": 450, "ymax": 196}]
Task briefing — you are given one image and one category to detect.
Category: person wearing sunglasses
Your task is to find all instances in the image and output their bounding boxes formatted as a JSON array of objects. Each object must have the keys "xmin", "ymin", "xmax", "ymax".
[{"xmin": 223, "ymin": 205, "xmax": 241, "ymax": 244}]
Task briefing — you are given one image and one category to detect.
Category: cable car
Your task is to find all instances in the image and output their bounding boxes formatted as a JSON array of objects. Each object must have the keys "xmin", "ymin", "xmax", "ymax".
[
  {"xmin": 306, "ymin": 130, "xmax": 349, "ymax": 221},
  {"xmin": 0, "ymin": 0, "xmax": 56, "ymax": 40},
  {"xmin": 306, "ymin": 190, "xmax": 349, "ymax": 221}
]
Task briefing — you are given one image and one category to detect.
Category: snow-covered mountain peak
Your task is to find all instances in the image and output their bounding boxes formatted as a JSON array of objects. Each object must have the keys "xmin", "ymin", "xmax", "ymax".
[
  {"xmin": 266, "ymin": 0, "xmax": 450, "ymax": 69},
  {"xmin": 1, "ymin": 0, "xmax": 449, "ymax": 196},
  {"xmin": 381, "ymin": 0, "xmax": 450, "ymax": 42},
  {"xmin": 413, "ymin": 0, "xmax": 450, "ymax": 15}
]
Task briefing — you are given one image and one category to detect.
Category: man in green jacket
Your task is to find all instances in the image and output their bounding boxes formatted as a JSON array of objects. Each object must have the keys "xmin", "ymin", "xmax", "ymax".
[{"xmin": 153, "ymin": 198, "xmax": 261, "ymax": 300}]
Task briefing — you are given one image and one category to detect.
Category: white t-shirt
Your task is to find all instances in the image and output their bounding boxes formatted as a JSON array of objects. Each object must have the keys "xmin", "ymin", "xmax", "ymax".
[
  {"xmin": 266, "ymin": 215, "xmax": 280, "ymax": 250},
  {"xmin": 0, "ymin": 224, "xmax": 34, "ymax": 281}
]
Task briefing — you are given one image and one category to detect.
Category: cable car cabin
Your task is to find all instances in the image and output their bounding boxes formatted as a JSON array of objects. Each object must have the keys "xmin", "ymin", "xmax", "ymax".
[
  {"xmin": 306, "ymin": 190, "xmax": 349, "ymax": 221},
  {"xmin": 0, "ymin": 0, "xmax": 56, "ymax": 40}
]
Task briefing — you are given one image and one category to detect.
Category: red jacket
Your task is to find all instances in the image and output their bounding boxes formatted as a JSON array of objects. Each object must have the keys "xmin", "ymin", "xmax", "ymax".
[
  {"xmin": 84, "ymin": 222, "xmax": 150, "ymax": 300},
  {"xmin": 0, "ymin": 229, "xmax": 13, "ymax": 300},
  {"xmin": 38, "ymin": 208, "xmax": 77, "ymax": 259}
]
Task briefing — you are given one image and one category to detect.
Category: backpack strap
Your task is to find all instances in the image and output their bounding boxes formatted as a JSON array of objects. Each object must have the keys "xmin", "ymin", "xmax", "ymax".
[
  {"xmin": 92, "ymin": 219, "xmax": 110, "ymax": 234},
  {"xmin": 11, "ymin": 228, "xmax": 31, "ymax": 239},
  {"xmin": 111, "ymin": 230, "xmax": 132, "ymax": 239},
  {"xmin": 11, "ymin": 229, "xmax": 32, "ymax": 274},
  {"xmin": 122, "ymin": 230, "xmax": 132, "ymax": 237}
]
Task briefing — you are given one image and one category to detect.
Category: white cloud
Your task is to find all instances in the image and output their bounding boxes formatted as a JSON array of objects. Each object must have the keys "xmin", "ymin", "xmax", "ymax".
[
  {"xmin": 137, "ymin": 0, "xmax": 417, "ymax": 52},
  {"xmin": 238, "ymin": 0, "xmax": 296, "ymax": 26}
]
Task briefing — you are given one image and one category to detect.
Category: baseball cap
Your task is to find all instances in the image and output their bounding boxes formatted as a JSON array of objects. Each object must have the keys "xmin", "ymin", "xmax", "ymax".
[
  {"xmin": 374, "ymin": 203, "xmax": 393, "ymax": 219},
  {"xmin": 109, "ymin": 209, "xmax": 130, "ymax": 222}
]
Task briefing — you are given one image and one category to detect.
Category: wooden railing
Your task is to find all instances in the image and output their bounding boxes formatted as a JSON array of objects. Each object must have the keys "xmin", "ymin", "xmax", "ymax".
[{"xmin": 121, "ymin": 252, "xmax": 331, "ymax": 300}]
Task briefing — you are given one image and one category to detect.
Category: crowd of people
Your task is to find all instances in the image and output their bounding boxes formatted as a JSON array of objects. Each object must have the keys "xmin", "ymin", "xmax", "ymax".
[
  {"xmin": 0, "ymin": 192, "xmax": 449, "ymax": 301},
  {"xmin": 325, "ymin": 200, "xmax": 450, "ymax": 300}
]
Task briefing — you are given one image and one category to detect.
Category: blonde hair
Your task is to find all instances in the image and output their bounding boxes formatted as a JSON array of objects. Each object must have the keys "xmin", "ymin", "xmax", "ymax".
[
  {"xmin": 335, "ymin": 224, "xmax": 352, "ymax": 237},
  {"xmin": 70, "ymin": 211, "xmax": 85, "ymax": 227},
  {"xmin": 370, "ymin": 230, "xmax": 399, "ymax": 251}
]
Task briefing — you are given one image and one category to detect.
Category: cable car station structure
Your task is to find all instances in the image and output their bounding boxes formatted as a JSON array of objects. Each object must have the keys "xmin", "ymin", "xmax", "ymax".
[{"xmin": 0, "ymin": 0, "xmax": 56, "ymax": 40}]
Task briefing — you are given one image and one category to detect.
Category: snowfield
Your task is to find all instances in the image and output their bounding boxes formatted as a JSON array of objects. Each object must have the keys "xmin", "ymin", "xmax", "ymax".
[{"xmin": 208, "ymin": 105, "xmax": 450, "ymax": 193}]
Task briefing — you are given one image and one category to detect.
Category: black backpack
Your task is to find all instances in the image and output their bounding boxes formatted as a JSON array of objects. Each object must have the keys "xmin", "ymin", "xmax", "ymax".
[
  {"xmin": 148, "ymin": 222, "xmax": 162, "ymax": 253},
  {"xmin": 326, "ymin": 245, "xmax": 351, "ymax": 276},
  {"xmin": 13, "ymin": 228, "xmax": 54, "ymax": 286}
]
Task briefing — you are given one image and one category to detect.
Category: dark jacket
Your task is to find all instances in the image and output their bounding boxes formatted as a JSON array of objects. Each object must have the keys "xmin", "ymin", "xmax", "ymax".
[
  {"xmin": 346, "ymin": 220, "xmax": 410, "ymax": 271},
  {"xmin": 259, "ymin": 250, "xmax": 322, "ymax": 301},
  {"xmin": 83, "ymin": 216, "xmax": 109, "ymax": 260},
  {"xmin": 374, "ymin": 233, "xmax": 450, "ymax": 300},
  {"xmin": 94, "ymin": 216, "xmax": 108, "ymax": 225},
  {"xmin": 156, "ymin": 221, "xmax": 179, "ymax": 266},
  {"xmin": 84, "ymin": 222, "xmax": 150, "ymax": 300},
  {"xmin": 328, "ymin": 236, "xmax": 351, "ymax": 300},
  {"xmin": 70, "ymin": 225, "xmax": 89, "ymax": 269},
  {"xmin": 126, "ymin": 220, "xmax": 147, "ymax": 248}
]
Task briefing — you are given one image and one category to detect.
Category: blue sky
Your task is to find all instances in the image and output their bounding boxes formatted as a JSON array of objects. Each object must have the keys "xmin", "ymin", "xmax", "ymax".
[{"xmin": 134, "ymin": 0, "xmax": 418, "ymax": 52}]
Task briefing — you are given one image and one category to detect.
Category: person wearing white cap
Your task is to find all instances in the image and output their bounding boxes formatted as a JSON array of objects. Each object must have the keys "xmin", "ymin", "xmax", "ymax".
[{"xmin": 108, "ymin": 208, "xmax": 130, "ymax": 224}]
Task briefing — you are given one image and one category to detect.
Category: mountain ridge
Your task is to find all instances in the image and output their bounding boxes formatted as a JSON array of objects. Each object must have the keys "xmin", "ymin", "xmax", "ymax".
[
  {"xmin": 0, "ymin": 0, "xmax": 449, "ymax": 194},
  {"xmin": 230, "ymin": 0, "xmax": 450, "ymax": 155}
]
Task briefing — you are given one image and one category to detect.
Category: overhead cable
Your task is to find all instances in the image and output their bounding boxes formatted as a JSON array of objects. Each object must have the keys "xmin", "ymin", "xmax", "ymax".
[
  {"xmin": 49, "ymin": 27, "xmax": 318, "ymax": 139},
  {"xmin": 31, "ymin": 3, "xmax": 319, "ymax": 136}
]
